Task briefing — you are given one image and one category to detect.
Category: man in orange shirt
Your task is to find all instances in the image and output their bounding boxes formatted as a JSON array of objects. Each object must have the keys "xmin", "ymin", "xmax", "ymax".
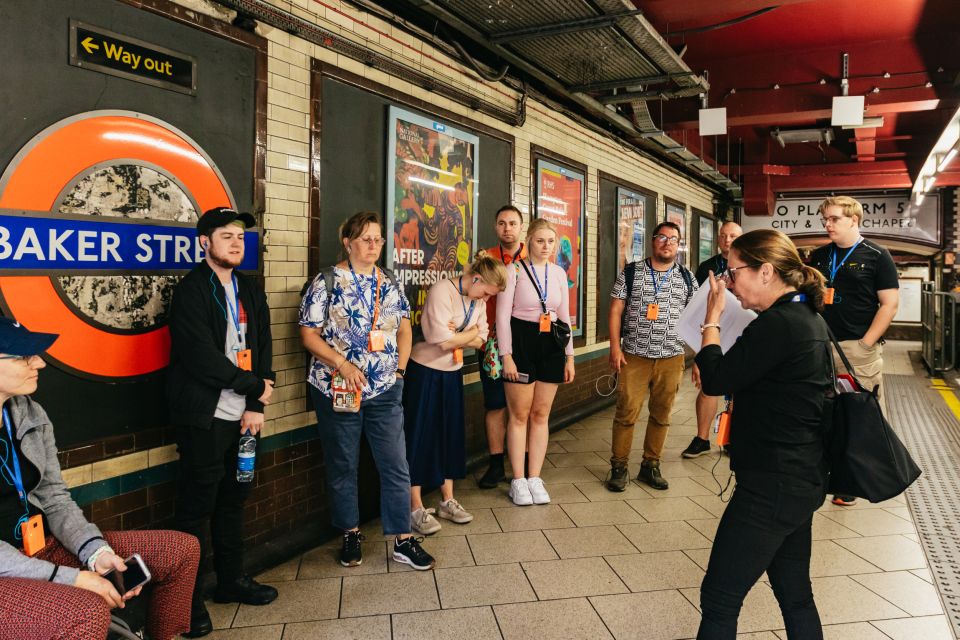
[{"xmin": 478, "ymin": 205, "xmax": 527, "ymax": 488}]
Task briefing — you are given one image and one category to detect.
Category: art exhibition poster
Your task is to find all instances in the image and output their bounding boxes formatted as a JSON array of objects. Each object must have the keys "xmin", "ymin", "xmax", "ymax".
[{"xmin": 386, "ymin": 107, "xmax": 479, "ymax": 327}]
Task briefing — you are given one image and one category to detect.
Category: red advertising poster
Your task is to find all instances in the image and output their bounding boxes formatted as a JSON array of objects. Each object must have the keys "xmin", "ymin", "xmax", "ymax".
[{"xmin": 536, "ymin": 159, "xmax": 584, "ymax": 333}]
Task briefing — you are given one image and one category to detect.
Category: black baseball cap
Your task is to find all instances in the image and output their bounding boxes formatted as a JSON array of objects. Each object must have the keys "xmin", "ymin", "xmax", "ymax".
[
  {"xmin": 197, "ymin": 207, "xmax": 256, "ymax": 237},
  {"xmin": 0, "ymin": 317, "xmax": 58, "ymax": 357}
]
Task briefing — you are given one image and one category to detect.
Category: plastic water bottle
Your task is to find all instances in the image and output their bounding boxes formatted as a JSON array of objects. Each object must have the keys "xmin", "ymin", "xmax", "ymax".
[{"xmin": 237, "ymin": 430, "xmax": 256, "ymax": 483}]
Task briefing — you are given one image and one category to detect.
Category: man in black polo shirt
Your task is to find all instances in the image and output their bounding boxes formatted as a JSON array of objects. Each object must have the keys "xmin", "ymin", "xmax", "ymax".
[
  {"xmin": 684, "ymin": 221, "xmax": 742, "ymax": 458},
  {"xmin": 810, "ymin": 195, "xmax": 899, "ymax": 506}
]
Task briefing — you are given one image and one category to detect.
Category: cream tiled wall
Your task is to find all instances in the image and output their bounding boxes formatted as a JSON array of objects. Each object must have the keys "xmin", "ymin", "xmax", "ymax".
[{"xmin": 180, "ymin": 0, "xmax": 715, "ymax": 442}]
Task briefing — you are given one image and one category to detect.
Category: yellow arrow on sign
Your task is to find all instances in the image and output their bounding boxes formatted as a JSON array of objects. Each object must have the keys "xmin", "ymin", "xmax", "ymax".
[{"xmin": 81, "ymin": 36, "xmax": 99, "ymax": 54}]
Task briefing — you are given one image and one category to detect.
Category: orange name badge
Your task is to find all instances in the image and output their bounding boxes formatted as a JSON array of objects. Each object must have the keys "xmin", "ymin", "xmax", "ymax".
[
  {"xmin": 453, "ymin": 348, "xmax": 463, "ymax": 364},
  {"xmin": 716, "ymin": 411, "xmax": 731, "ymax": 447},
  {"xmin": 21, "ymin": 515, "xmax": 45, "ymax": 557},
  {"xmin": 823, "ymin": 288, "xmax": 835, "ymax": 305},
  {"xmin": 236, "ymin": 349, "xmax": 252, "ymax": 371},
  {"xmin": 645, "ymin": 303, "xmax": 659, "ymax": 321},
  {"xmin": 538, "ymin": 313, "xmax": 551, "ymax": 333},
  {"xmin": 368, "ymin": 330, "xmax": 386, "ymax": 352}
]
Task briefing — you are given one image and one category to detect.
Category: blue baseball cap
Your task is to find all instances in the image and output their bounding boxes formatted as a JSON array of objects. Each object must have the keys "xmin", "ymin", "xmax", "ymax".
[{"xmin": 0, "ymin": 317, "xmax": 58, "ymax": 356}]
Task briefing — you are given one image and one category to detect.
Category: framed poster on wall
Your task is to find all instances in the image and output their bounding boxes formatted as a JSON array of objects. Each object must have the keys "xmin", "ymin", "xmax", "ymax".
[
  {"xmin": 385, "ymin": 106, "xmax": 479, "ymax": 327},
  {"xmin": 665, "ymin": 200, "xmax": 687, "ymax": 267},
  {"xmin": 617, "ymin": 186, "xmax": 646, "ymax": 272},
  {"xmin": 698, "ymin": 215, "xmax": 716, "ymax": 265},
  {"xmin": 535, "ymin": 158, "xmax": 584, "ymax": 335}
]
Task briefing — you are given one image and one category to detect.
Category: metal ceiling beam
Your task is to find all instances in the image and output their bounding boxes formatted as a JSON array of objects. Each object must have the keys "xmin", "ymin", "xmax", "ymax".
[
  {"xmin": 568, "ymin": 72, "xmax": 696, "ymax": 93},
  {"xmin": 488, "ymin": 9, "xmax": 644, "ymax": 44},
  {"xmin": 597, "ymin": 89, "xmax": 667, "ymax": 104}
]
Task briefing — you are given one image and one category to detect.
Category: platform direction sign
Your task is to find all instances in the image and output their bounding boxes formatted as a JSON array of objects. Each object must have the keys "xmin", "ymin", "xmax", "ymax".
[{"xmin": 68, "ymin": 20, "xmax": 197, "ymax": 95}]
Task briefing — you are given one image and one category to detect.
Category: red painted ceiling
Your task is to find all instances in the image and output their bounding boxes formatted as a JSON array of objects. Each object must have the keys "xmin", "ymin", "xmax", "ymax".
[{"xmin": 630, "ymin": 0, "xmax": 960, "ymax": 213}]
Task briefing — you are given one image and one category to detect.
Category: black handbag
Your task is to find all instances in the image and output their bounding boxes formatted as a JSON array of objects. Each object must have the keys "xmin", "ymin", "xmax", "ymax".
[
  {"xmin": 822, "ymin": 327, "xmax": 921, "ymax": 502},
  {"xmin": 517, "ymin": 259, "xmax": 571, "ymax": 350}
]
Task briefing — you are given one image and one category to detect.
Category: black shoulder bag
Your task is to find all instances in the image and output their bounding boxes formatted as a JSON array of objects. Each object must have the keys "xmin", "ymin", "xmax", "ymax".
[
  {"xmin": 517, "ymin": 259, "xmax": 571, "ymax": 351},
  {"xmin": 822, "ymin": 325, "xmax": 921, "ymax": 502}
]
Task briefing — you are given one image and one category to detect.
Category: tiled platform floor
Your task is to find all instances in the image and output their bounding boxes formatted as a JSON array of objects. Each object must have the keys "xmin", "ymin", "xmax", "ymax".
[{"xmin": 200, "ymin": 341, "xmax": 953, "ymax": 639}]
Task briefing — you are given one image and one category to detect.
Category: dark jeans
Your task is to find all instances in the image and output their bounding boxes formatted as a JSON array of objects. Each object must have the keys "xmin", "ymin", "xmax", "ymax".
[
  {"xmin": 698, "ymin": 472, "xmax": 825, "ymax": 640},
  {"xmin": 173, "ymin": 418, "xmax": 254, "ymax": 601},
  {"xmin": 310, "ymin": 380, "xmax": 411, "ymax": 535}
]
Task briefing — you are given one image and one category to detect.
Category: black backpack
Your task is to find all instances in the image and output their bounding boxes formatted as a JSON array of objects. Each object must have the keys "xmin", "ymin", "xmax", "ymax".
[{"xmin": 300, "ymin": 266, "xmax": 400, "ymax": 324}]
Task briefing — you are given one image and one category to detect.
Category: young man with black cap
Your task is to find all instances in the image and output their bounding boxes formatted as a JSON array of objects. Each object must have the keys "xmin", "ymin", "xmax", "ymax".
[{"xmin": 168, "ymin": 207, "xmax": 277, "ymax": 637}]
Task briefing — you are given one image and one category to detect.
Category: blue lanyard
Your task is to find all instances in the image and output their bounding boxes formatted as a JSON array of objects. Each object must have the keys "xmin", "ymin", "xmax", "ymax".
[
  {"xmin": 527, "ymin": 261, "xmax": 548, "ymax": 304},
  {"xmin": 456, "ymin": 276, "xmax": 476, "ymax": 332},
  {"xmin": 828, "ymin": 240, "xmax": 862, "ymax": 283},
  {"xmin": 224, "ymin": 274, "xmax": 242, "ymax": 339},
  {"xmin": 648, "ymin": 260, "xmax": 674, "ymax": 296},
  {"xmin": 501, "ymin": 244, "xmax": 522, "ymax": 265},
  {"xmin": 348, "ymin": 261, "xmax": 377, "ymax": 323},
  {"xmin": 716, "ymin": 256, "xmax": 727, "ymax": 275},
  {"xmin": 1, "ymin": 409, "xmax": 26, "ymax": 507}
]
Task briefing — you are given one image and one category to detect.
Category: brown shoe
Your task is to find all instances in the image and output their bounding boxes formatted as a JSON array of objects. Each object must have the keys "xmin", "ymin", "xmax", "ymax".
[{"xmin": 638, "ymin": 460, "xmax": 669, "ymax": 490}]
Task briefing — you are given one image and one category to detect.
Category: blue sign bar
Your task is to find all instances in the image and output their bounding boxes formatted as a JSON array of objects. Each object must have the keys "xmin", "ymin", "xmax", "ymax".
[{"xmin": 0, "ymin": 211, "xmax": 259, "ymax": 272}]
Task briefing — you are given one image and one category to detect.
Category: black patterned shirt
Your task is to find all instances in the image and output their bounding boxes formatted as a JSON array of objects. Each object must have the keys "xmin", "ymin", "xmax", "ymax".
[{"xmin": 611, "ymin": 260, "xmax": 697, "ymax": 358}]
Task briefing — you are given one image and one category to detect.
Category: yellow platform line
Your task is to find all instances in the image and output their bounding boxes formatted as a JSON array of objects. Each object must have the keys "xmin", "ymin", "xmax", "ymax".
[{"xmin": 931, "ymin": 378, "xmax": 960, "ymax": 421}]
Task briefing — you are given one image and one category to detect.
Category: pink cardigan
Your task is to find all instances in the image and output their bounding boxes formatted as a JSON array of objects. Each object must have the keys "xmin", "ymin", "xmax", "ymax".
[
  {"xmin": 410, "ymin": 276, "xmax": 489, "ymax": 371},
  {"xmin": 496, "ymin": 261, "xmax": 574, "ymax": 356}
]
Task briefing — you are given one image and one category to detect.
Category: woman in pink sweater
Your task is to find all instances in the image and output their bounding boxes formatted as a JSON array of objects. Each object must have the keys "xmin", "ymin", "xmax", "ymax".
[
  {"xmin": 403, "ymin": 253, "xmax": 507, "ymax": 535},
  {"xmin": 497, "ymin": 218, "xmax": 576, "ymax": 506}
]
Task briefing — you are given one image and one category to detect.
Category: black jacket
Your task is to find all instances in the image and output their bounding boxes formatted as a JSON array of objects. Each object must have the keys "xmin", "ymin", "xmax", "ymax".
[
  {"xmin": 166, "ymin": 261, "xmax": 274, "ymax": 428},
  {"xmin": 695, "ymin": 293, "xmax": 832, "ymax": 483}
]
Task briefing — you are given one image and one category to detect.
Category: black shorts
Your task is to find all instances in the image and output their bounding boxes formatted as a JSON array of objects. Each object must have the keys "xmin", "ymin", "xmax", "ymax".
[{"xmin": 507, "ymin": 317, "xmax": 566, "ymax": 384}]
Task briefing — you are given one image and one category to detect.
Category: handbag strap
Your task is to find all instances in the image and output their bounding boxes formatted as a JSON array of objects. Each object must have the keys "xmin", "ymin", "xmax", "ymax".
[
  {"xmin": 819, "ymin": 315, "xmax": 867, "ymax": 392},
  {"xmin": 518, "ymin": 259, "xmax": 549, "ymax": 315}
]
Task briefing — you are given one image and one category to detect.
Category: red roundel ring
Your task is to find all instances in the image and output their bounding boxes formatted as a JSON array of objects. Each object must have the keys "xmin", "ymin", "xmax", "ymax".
[{"xmin": 0, "ymin": 111, "xmax": 234, "ymax": 378}]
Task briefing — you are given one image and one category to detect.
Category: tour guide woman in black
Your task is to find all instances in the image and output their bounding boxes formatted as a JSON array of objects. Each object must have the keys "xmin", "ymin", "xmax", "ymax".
[{"xmin": 695, "ymin": 229, "xmax": 831, "ymax": 639}]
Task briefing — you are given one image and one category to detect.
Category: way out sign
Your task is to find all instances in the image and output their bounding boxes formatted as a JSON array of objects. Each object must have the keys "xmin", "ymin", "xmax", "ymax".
[{"xmin": 69, "ymin": 20, "xmax": 196, "ymax": 95}]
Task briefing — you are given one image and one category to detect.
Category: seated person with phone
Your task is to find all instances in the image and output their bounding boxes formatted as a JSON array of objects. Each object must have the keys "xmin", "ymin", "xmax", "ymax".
[{"xmin": 0, "ymin": 319, "xmax": 200, "ymax": 640}]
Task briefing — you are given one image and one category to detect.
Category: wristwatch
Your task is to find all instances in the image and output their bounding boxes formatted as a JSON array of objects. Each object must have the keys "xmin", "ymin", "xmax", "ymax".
[
  {"xmin": 699, "ymin": 323, "xmax": 721, "ymax": 334},
  {"xmin": 396, "ymin": 367, "xmax": 406, "ymax": 377}
]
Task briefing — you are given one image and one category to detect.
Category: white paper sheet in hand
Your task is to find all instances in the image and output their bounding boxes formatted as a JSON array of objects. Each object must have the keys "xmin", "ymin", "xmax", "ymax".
[{"xmin": 677, "ymin": 283, "xmax": 757, "ymax": 354}]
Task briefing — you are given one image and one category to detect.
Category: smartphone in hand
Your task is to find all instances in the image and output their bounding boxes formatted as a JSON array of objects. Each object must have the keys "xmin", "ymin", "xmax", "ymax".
[{"xmin": 102, "ymin": 553, "xmax": 152, "ymax": 596}]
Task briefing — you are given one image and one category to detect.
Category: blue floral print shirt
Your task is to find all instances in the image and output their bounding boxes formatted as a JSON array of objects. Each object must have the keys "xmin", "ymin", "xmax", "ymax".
[{"xmin": 299, "ymin": 266, "xmax": 410, "ymax": 400}]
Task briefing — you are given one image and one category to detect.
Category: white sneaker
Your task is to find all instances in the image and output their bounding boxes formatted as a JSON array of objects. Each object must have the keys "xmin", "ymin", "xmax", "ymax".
[
  {"xmin": 527, "ymin": 477, "xmax": 551, "ymax": 504},
  {"xmin": 509, "ymin": 478, "xmax": 533, "ymax": 506},
  {"xmin": 411, "ymin": 507, "xmax": 442, "ymax": 535}
]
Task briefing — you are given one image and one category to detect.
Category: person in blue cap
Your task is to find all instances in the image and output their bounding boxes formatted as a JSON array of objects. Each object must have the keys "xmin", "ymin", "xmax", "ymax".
[{"xmin": 0, "ymin": 317, "xmax": 200, "ymax": 639}]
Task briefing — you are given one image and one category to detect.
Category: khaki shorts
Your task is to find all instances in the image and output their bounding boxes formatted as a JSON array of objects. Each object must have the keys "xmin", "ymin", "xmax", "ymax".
[{"xmin": 833, "ymin": 339, "xmax": 883, "ymax": 397}]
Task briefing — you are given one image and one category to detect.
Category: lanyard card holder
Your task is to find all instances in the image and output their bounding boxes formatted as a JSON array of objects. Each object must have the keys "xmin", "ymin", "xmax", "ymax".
[
  {"xmin": 21, "ymin": 515, "xmax": 45, "ymax": 556},
  {"xmin": 332, "ymin": 371, "xmax": 361, "ymax": 413},
  {"xmin": 715, "ymin": 398, "xmax": 733, "ymax": 447}
]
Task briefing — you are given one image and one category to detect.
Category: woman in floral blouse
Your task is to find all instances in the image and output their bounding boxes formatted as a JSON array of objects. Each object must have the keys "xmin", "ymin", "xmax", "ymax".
[{"xmin": 299, "ymin": 211, "xmax": 434, "ymax": 571}]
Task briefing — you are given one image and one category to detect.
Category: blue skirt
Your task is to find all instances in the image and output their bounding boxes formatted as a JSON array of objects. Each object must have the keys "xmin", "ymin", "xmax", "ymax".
[{"xmin": 402, "ymin": 360, "xmax": 466, "ymax": 489}]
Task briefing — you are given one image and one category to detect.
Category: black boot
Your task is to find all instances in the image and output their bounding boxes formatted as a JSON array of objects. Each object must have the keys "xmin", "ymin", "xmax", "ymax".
[
  {"xmin": 181, "ymin": 599, "xmax": 213, "ymax": 638},
  {"xmin": 213, "ymin": 575, "xmax": 279, "ymax": 606},
  {"xmin": 606, "ymin": 463, "xmax": 629, "ymax": 492},
  {"xmin": 638, "ymin": 459, "xmax": 669, "ymax": 490},
  {"xmin": 478, "ymin": 454, "xmax": 505, "ymax": 489}
]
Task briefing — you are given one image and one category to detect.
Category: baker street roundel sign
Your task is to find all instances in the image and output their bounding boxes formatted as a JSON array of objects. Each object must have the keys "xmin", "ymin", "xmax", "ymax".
[{"xmin": 0, "ymin": 110, "xmax": 248, "ymax": 379}]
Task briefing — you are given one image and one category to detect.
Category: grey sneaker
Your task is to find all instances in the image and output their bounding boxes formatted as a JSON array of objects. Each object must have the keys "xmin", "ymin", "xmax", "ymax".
[
  {"xmin": 411, "ymin": 507, "xmax": 442, "ymax": 535},
  {"xmin": 438, "ymin": 498, "xmax": 474, "ymax": 524}
]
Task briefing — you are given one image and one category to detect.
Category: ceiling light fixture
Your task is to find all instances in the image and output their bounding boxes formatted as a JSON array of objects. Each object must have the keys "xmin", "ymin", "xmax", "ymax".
[{"xmin": 911, "ymin": 104, "xmax": 960, "ymax": 201}]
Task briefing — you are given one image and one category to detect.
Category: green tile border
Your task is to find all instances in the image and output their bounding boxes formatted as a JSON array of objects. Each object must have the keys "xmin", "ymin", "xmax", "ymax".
[{"xmin": 70, "ymin": 351, "xmax": 608, "ymax": 506}]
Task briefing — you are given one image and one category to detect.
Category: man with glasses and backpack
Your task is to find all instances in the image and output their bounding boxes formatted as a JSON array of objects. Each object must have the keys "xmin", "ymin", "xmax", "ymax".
[{"xmin": 606, "ymin": 222, "xmax": 696, "ymax": 492}]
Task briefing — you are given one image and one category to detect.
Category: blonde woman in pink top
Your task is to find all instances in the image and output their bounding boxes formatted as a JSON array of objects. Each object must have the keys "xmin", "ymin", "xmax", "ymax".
[
  {"xmin": 497, "ymin": 218, "xmax": 576, "ymax": 506},
  {"xmin": 404, "ymin": 253, "xmax": 507, "ymax": 535}
]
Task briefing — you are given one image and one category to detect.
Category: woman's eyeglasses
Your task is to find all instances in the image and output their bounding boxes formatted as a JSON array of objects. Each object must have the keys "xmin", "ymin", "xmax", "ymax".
[
  {"xmin": 653, "ymin": 234, "xmax": 680, "ymax": 245},
  {"xmin": 724, "ymin": 264, "xmax": 762, "ymax": 283},
  {"xmin": 0, "ymin": 354, "xmax": 36, "ymax": 363},
  {"xmin": 355, "ymin": 237, "xmax": 386, "ymax": 247}
]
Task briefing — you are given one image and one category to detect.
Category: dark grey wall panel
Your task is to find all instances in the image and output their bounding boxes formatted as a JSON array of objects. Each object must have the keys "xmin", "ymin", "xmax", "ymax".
[{"xmin": 319, "ymin": 76, "xmax": 512, "ymax": 266}]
